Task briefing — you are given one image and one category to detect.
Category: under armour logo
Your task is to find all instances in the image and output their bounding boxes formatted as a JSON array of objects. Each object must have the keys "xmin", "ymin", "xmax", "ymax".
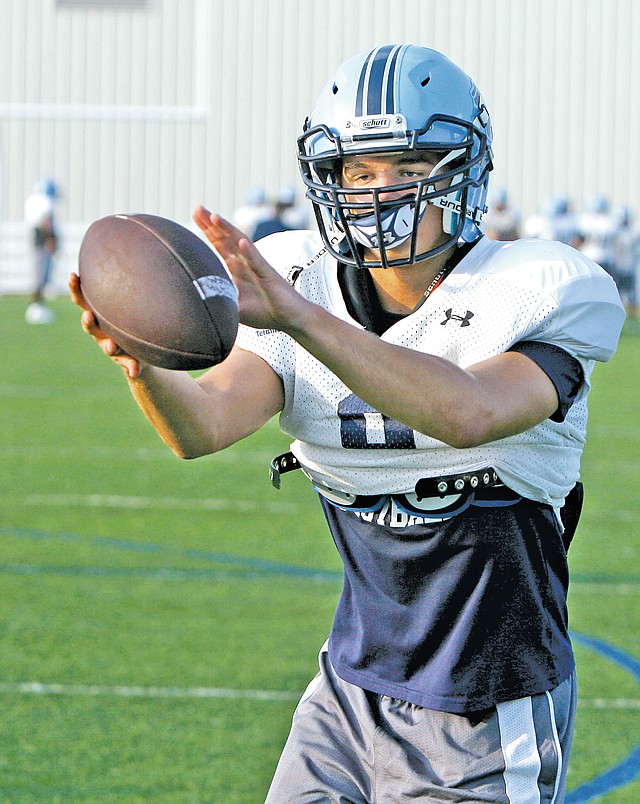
[{"xmin": 441, "ymin": 308, "xmax": 474, "ymax": 327}]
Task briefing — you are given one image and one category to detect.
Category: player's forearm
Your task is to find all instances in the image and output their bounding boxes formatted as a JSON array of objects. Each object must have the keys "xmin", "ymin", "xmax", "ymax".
[
  {"xmin": 126, "ymin": 366, "xmax": 226, "ymax": 458},
  {"xmin": 124, "ymin": 348, "xmax": 284, "ymax": 459},
  {"xmin": 281, "ymin": 301, "xmax": 549, "ymax": 448}
]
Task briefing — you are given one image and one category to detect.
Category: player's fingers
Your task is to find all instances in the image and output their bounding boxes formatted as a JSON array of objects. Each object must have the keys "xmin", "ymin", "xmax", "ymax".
[
  {"xmin": 76, "ymin": 281, "xmax": 129, "ymax": 353},
  {"xmin": 237, "ymin": 237, "xmax": 275, "ymax": 276},
  {"xmin": 192, "ymin": 207, "xmax": 233, "ymax": 241},
  {"xmin": 113, "ymin": 353, "xmax": 142, "ymax": 379},
  {"xmin": 192, "ymin": 205, "xmax": 213, "ymax": 232},
  {"xmin": 80, "ymin": 310, "xmax": 130, "ymax": 362},
  {"xmin": 81, "ymin": 308, "xmax": 104, "ymax": 336},
  {"xmin": 208, "ymin": 211, "xmax": 246, "ymax": 238},
  {"xmin": 103, "ymin": 338, "xmax": 122, "ymax": 356},
  {"xmin": 194, "ymin": 209, "xmax": 248, "ymax": 253},
  {"xmin": 223, "ymin": 248, "xmax": 267, "ymax": 289},
  {"xmin": 90, "ymin": 331, "xmax": 140, "ymax": 377},
  {"xmin": 68, "ymin": 272, "xmax": 91, "ymax": 311},
  {"xmin": 193, "ymin": 206, "xmax": 280, "ymax": 293},
  {"xmin": 101, "ymin": 336, "xmax": 141, "ymax": 377},
  {"xmin": 81, "ymin": 308, "xmax": 96, "ymax": 332}
]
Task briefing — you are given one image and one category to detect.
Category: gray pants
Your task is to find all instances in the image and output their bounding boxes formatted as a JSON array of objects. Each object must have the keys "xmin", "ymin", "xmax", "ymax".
[{"xmin": 265, "ymin": 645, "xmax": 577, "ymax": 803}]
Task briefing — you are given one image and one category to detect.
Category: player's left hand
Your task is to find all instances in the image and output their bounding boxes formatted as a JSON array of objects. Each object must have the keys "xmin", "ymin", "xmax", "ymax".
[
  {"xmin": 192, "ymin": 206, "xmax": 309, "ymax": 333},
  {"xmin": 68, "ymin": 272, "xmax": 144, "ymax": 378}
]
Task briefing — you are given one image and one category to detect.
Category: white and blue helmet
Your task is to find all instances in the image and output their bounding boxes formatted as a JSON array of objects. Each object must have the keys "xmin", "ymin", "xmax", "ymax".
[{"xmin": 297, "ymin": 45, "xmax": 493, "ymax": 268}]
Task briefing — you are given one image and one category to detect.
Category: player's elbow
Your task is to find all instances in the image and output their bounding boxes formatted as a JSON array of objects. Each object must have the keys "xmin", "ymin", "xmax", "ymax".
[
  {"xmin": 434, "ymin": 407, "xmax": 501, "ymax": 449},
  {"xmin": 439, "ymin": 404, "xmax": 547, "ymax": 449},
  {"xmin": 168, "ymin": 445, "xmax": 201, "ymax": 460},
  {"xmin": 442, "ymin": 426, "xmax": 489, "ymax": 450},
  {"xmin": 174, "ymin": 447, "xmax": 203, "ymax": 460},
  {"xmin": 164, "ymin": 437, "xmax": 216, "ymax": 460}
]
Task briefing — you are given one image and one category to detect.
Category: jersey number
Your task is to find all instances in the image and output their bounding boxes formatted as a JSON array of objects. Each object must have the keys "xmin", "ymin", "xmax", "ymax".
[{"xmin": 338, "ymin": 393, "xmax": 416, "ymax": 449}]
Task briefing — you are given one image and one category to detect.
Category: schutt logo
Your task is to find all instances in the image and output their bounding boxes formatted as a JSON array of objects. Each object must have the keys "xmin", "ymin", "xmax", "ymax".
[
  {"xmin": 441, "ymin": 309, "xmax": 474, "ymax": 327},
  {"xmin": 360, "ymin": 118, "xmax": 390, "ymax": 129}
]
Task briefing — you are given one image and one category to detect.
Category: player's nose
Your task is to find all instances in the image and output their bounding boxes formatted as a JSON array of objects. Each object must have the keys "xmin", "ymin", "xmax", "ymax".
[{"xmin": 378, "ymin": 182, "xmax": 415, "ymax": 204}]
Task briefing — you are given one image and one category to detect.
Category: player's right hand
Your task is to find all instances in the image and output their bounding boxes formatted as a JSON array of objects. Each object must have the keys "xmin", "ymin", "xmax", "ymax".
[
  {"xmin": 68, "ymin": 272, "xmax": 143, "ymax": 379},
  {"xmin": 192, "ymin": 206, "xmax": 313, "ymax": 334}
]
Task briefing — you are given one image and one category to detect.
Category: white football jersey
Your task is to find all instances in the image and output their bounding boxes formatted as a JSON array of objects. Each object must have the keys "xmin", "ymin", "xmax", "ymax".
[{"xmin": 236, "ymin": 231, "xmax": 625, "ymax": 507}]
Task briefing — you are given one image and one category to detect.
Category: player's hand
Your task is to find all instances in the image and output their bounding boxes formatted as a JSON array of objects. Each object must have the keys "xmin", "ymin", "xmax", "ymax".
[
  {"xmin": 68, "ymin": 272, "xmax": 143, "ymax": 378},
  {"xmin": 192, "ymin": 206, "xmax": 311, "ymax": 332}
]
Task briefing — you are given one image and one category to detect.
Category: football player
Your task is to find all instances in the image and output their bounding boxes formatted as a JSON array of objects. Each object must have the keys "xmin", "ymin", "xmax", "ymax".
[{"xmin": 71, "ymin": 45, "xmax": 625, "ymax": 802}]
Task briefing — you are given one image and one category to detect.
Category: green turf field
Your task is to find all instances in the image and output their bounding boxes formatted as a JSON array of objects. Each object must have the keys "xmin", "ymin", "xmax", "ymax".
[{"xmin": 1, "ymin": 294, "xmax": 639, "ymax": 802}]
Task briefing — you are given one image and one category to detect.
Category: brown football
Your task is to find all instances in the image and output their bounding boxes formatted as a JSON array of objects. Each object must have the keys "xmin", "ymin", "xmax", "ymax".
[{"xmin": 78, "ymin": 213, "xmax": 238, "ymax": 370}]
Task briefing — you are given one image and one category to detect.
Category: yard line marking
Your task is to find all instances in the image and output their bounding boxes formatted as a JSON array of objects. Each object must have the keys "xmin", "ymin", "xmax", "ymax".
[
  {"xmin": 0, "ymin": 561, "xmax": 634, "ymax": 590},
  {"xmin": 0, "ymin": 444, "xmax": 278, "ymax": 464},
  {"xmin": 9, "ymin": 491, "xmax": 640, "ymax": 522},
  {"xmin": 580, "ymin": 698, "xmax": 640, "ymax": 710},
  {"xmin": 589, "ymin": 424, "xmax": 640, "ymax": 439},
  {"xmin": 0, "ymin": 562, "xmax": 341, "ymax": 583},
  {"xmin": 566, "ymin": 633, "xmax": 640, "ymax": 803},
  {"xmin": 0, "ymin": 527, "xmax": 343, "ymax": 582},
  {"xmin": 570, "ymin": 583, "xmax": 640, "ymax": 596},
  {"xmin": 0, "ymin": 682, "xmax": 636, "ymax": 710},
  {"xmin": 587, "ymin": 509, "xmax": 640, "ymax": 523},
  {"xmin": 1, "ymin": 526, "xmax": 636, "ymax": 588},
  {"xmin": 0, "ymin": 384, "xmax": 130, "ymax": 400},
  {"xmin": 16, "ymin": 493, "xmax": 299, "ymax": 515},
  {"xmin": 0, "ymin": 681, "xmax": 298, "ymax": 702}
]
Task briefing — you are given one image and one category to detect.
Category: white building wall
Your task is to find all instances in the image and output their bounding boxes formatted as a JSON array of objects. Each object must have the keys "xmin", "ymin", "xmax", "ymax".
[{"xmin": 0, "ymin": 0, "xmax": 638, "ymax": 292}]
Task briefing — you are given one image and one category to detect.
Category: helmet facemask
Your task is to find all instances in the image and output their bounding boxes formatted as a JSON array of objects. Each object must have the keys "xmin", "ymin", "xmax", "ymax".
[{"xmin": 299, "ymin": 121, "xmax": 488, "ymax": 268}]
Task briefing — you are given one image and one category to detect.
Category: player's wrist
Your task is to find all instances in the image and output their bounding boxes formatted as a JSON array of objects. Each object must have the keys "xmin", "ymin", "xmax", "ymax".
[{"xmin": 278, "ymin": 295, "xmax": 329, "ymax": 341}]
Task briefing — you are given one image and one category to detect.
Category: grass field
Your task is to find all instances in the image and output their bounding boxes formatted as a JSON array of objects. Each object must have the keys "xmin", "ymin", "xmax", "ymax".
[{"xmin": 1, "ymin": 294, "xmax": 639, "ymax": 803}]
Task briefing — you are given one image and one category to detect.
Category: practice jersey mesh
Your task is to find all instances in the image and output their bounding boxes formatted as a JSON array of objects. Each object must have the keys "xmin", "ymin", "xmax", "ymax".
[{"xmin": 236, "ymin": 232, "xmax": 625, "ymax": 507}]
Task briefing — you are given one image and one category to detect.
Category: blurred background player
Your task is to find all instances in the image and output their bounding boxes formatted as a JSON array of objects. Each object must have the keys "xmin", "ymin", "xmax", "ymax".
[
  {"xmin": 71, "ymin": 44, "xmax": 625, "ymax": 801},
  {"xmin": 523, "ymin": 194, "xmax": 579, "ymax": 245},
  {"xmin": 24, "ymin": 178, "xmax": 60, "ymax": 324},
  {"xmin": 252, "ymin": 187, "xmax": 294, "ymax": 240},
  {"xmin": 611, "ymin": 205, "xmax": 639, "ymax": 328},
  {"xmin": 276, "ymin": 185, "xmax": 310, "ymax": 231},
  {"xmin": 483, "ymin": 186, "xmax": 520, "ymax": 240},
  {"xmin": 576, "ymin": 193, "xmax": 619, "ymax": 279},
  {"xmin": 230, "ymin": 185, "xmax": 273, "ymax": 240},
  {"xmin": 253, "ymin": 186, "xmax": 311, "ymax": 240}
]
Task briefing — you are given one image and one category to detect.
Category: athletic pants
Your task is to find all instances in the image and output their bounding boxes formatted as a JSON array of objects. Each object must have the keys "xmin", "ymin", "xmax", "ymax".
[{"xmin": 265, "ymin": 644, "xmax": 577, "ymax": 803}]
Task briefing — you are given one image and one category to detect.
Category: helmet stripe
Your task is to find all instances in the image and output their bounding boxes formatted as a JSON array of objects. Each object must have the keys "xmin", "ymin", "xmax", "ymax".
[
  {"xmin": 383, "ymin": 45, "xmax": 403, "ymax": 114},
  {"xmin": 365, "ymin": 44, "xmax": 396, "ymax": 115},
  {"xmin": 354, "ymin": 49, "xmax": 375, "ymax": 117},
  {"xmin": 355, "ymin": 45, "xmax": 402, "ymax": 117}
]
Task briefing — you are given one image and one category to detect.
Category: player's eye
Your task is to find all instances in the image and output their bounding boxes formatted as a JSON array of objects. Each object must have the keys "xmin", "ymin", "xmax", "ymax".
[
  {"xmin": 343, "ymin": 170, "xmax": 372, "ymax": 185},
  {"xmin": 399, "ymin": 168, "xmax": 425, "ymax": 179}
]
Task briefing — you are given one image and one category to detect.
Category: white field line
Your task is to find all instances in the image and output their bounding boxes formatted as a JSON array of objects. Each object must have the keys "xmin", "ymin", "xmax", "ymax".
[
  {"xmin": 17, "ymin": 493, "xmax": 299, "ymax": 515},
  {"xmin": 1, "ymin": 443, "xmax": 277, "ymax": 464},
  {"xmin": 8, "ymin": 491, "xmax": 640, "ymax": 523},
  {"xmin": 0, "ymin": 681, "xmax": 298, "ymax": 702},
  {"xmin": 580, "ymin": 698, "xmax": 640, "ymax": 710},
  {"xmin": 569, "ymin": 583, "xmax": 640, "ymax": 596},
  {"xmin": 587, "ymin": 424, "xmax": 640, "ymax": 439},
  {"xmin": 0, "ymin": 681, "xmax": 637, "ymax": 710},
  {"xmin": 584, "ymin": 509, "xmax": 640, "ymax": 523}
]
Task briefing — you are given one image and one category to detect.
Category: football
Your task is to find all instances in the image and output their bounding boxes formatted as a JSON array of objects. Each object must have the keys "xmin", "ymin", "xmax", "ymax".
[{"xmin": 78, "ymin": 213, "xmax": 239, "ymax": 370}]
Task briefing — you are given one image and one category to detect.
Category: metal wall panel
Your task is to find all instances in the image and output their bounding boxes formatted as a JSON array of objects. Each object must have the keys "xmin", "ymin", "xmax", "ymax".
[{"xmin": 0, "ymin": 0, "xmax": 638, "ymax": 291}]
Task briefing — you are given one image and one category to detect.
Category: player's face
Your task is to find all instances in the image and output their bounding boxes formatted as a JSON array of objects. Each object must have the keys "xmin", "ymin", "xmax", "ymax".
[{"xmin": 340, "ymin": 151, "xmax": 451, "ymax": 264}]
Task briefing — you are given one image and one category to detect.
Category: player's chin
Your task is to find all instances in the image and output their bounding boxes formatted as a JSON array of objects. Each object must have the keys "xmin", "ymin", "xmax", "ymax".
[{"xmin": 365, "ymin": 243, "xmax": 413, "ymax": 267}]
